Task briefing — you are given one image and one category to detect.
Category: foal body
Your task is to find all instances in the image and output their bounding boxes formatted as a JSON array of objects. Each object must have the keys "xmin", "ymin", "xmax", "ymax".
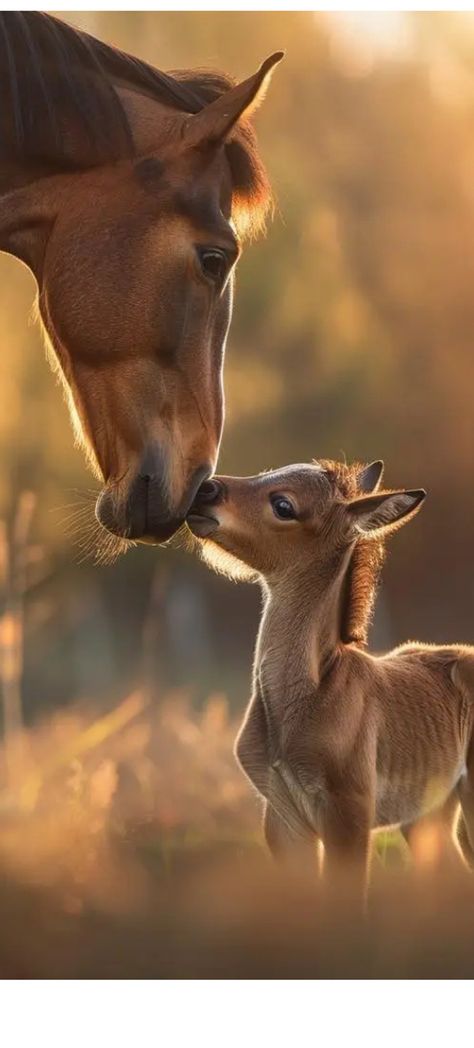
[
  {"xmin": 188, "ymin": 459, "xmax": 474, "ymax": 893},
  {"xmin": 243, "ymin": 578, "xmax": 474, "ymax": 878}
]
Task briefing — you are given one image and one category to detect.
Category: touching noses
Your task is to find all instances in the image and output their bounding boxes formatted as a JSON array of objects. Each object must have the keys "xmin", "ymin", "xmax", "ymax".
[
  {"xmin": 193, "ymin": 478, "xmax": 226, "ymax": 507},
  {"xmin": 96, "ymin": 445, "xmax": 213, "ymax": 543}
]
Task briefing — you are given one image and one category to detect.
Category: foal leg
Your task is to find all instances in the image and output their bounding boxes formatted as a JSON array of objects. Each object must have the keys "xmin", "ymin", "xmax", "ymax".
[
  {"xmin": 457, "ymin": 733, "xmax": 474, "ymax": 866},
  {"xmin": 320, "ymin": 793, "xmax": 372, "ymax": 912},
  {"xmin": 236, "ymin": 694, "xmax": 319, "ymax": 876},
  {"xmin": 455, "ymin": 814, "xmax": 474, "ymax": 869},
  {"xmin": 263, "ymin": 801, "xmax": 321, "ymax": 878},
  {"xmin": 401, "ymin": 790, "xmax": 465, "ymax": 872}
]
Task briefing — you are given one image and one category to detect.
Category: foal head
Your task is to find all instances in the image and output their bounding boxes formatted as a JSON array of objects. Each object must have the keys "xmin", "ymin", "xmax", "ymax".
[
  {"xmin": 187, "ymin": 459, "xmax": 425, "ymax": 624},
  {"xmin": 0, "ymin": 14, "xmax": 282, "ymax": 546}
]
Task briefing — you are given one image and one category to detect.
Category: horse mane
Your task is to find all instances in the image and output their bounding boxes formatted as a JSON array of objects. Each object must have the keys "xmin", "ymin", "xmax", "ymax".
[
  {"xmin": 0, "ymin": 12, "xmax": 270, "ymax": 236},
  {"xmin": 320, "ymin": 459, "xmax": 386, "ymax": 648}
]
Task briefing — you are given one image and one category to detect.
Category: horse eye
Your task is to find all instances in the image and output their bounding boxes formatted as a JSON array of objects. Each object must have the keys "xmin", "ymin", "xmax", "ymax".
[
  {"xmin": 197, "ymin": 247, "xmax": 228, "ymax": 286},
  {"xmin": 271, "ymin": 495, "xmax": 297, "ymax": 521}
]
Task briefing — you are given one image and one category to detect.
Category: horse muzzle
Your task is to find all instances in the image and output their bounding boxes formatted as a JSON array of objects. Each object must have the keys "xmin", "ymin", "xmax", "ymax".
[{"xmin": 95, "ymin": 452, "xmax": 212, "ymax": 544}]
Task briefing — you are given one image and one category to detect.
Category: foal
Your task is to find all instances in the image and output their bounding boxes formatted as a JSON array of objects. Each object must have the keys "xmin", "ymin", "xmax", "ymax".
[{"xmin": 187, "ymin": 459, "xmax": 474, "ymax": 896}]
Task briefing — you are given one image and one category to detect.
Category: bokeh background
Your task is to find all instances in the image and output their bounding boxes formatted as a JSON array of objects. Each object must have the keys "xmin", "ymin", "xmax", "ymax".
[
  {"xmin": 3, "ymin": 11, "xmax": 474, "ymax": 977},
  {"xmin": 2, "ymin": 10, "xmax": 474, "ymax": 726}
]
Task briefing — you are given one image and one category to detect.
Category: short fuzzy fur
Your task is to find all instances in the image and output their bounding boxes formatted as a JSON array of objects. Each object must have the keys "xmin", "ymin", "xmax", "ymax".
[
  {"xmin": 0, "ymin": 12, "xmax": 281, "ymax": 552},
  {"xmin": 188, "ymin": 459, "xmax": 474, "ymax": 901},
  {"xmin": 0, "ymin": 12, "xmax": 273, "ymax": 235}
]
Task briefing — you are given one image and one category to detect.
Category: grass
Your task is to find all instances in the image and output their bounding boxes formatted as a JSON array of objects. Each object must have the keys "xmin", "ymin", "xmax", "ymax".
[{"xmin": 0, "ymin": 691, "xmax": 472, "ymax": 978}]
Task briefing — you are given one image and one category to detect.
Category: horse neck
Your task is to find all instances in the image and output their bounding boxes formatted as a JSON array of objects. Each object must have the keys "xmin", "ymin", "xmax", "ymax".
[{"xmin": 255, "ymin": 548, "xmax": 354, "ymax": 710}]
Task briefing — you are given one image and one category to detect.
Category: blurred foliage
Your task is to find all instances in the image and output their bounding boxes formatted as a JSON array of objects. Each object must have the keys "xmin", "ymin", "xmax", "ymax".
[
  {"xmin": 1, "ymin": 12, "xmax": 474, "ymax": 719},
  {"xmin": 2, "ymin": 689, "xmax": 474, "ymax": 979}
]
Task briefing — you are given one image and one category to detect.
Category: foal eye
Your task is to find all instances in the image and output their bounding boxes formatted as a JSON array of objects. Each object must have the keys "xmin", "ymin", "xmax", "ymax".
[
  {"xmin": 271, "ymin": 495, "xmax": 297, "ymax": 521},
  {"xmin": 197, "ymin": 247, "xmax": 228, "ymax": 287}
]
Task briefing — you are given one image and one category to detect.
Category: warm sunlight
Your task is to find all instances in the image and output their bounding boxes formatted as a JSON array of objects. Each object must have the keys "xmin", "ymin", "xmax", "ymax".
[
  {"xmin": 2, "ymin": 9, "xmax": 474, "ymax": 984},
  {"xmin": 326, "ymin": 11, "xmax": 412, "ymax": 70}
]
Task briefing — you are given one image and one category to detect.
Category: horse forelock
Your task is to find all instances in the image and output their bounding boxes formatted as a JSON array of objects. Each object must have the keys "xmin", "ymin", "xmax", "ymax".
[{"xmin": 0, "ymin": 13, "xmax": 272, "ymax": 237}]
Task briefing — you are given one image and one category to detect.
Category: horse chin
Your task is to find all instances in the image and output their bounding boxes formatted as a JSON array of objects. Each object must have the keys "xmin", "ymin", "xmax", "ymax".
[
  {"xmin": 136, "ymin": 522, "xmax": 184, "ymax": 545},
  {"xmin": 95, "ymin": 487, "xmax": 185, "ymax": 544}
]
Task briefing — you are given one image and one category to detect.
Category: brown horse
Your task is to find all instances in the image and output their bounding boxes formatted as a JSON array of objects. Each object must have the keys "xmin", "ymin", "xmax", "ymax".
[{"xmin": 0, "ymin": 12, "xmax": 281, "ymax": 550}]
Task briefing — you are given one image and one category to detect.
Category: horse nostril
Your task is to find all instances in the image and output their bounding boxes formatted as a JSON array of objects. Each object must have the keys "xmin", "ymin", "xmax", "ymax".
[
  {"xmin": 196, "ymin": 479, "xmax": 223, "ymax": 505},
  {"xmin": 137, "ymin": 444, "xmax": 165, "ymax": 484}
]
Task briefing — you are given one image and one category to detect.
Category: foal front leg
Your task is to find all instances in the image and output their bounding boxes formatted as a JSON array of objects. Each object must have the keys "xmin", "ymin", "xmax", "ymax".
[
  {"xmin": 236, "ymin": 693, "xmax": 319, "ymax": 877},
  {"xmin": 321, "ymin": 792, "xmax": 373, "ymax": 911},
  {"xmin": 263, "ymin": 802, "xmax": 322, "ymax": 876}
]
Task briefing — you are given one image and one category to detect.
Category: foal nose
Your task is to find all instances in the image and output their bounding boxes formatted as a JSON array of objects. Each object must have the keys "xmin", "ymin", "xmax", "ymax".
[{"xmin": 193, "ymin": 478, "xmax": 225, "ymax": 507}]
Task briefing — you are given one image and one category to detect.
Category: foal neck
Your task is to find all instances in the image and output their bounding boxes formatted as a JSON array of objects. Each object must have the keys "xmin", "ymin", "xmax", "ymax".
[{"xmin": 255, "ymin": 548, "xmax": 353, "ymax": 707}]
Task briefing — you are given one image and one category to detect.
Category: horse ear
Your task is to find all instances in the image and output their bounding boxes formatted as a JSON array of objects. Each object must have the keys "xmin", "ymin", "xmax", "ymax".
[
  {"xmin": 347, "ymin": 489, "xmax": 426, "ymax": 537},
  {"xmin": 358, "ymin": 460, "xmax": 384, "ymax": 494},
  {"xmin": 182, "ymin": 51, "xmax": 284, "ymax": 151}
]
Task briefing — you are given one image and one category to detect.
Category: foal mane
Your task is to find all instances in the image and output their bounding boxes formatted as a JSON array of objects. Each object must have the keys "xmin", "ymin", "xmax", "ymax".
[
  {"xmin": 321, "ymin": 460, "xmax": 386, "ymax": 648},
  {"xmin": 0, "ymin": 12, "xmax": 270, "ymax": 235}
]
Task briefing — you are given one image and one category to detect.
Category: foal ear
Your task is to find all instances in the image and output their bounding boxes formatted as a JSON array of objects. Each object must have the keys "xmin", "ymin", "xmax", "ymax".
[
  {"xmin": 357, "ymin": 460, "xmax": 384, "ymax": 494},
  {"xmin": 183, "ymin": 51, "xmax": 284, "ymax": 150},
  {"xmin": 347, "ymin": 489, "xmax": 426, "ymax": 537}
]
